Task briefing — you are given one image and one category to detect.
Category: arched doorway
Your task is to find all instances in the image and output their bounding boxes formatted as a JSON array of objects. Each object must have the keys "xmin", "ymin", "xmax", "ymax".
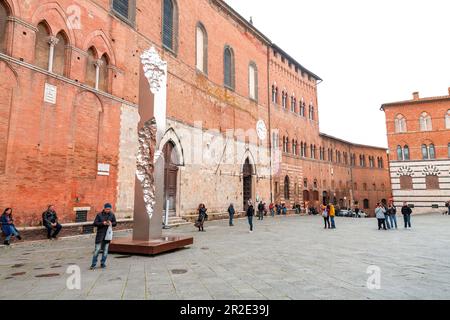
[
  {"xmin": 243, "ymin": 158, "xmax": 253, "ymax": 210},
  {"xmin": 163, "ymin": 141, "xmax": 178, "ymax": 216}
]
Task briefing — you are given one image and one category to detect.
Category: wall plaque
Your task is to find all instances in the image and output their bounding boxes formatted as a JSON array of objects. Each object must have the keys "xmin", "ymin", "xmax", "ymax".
[{"xmin": 44, "ymin": 83, "xmax": 57, "ymax": 104}]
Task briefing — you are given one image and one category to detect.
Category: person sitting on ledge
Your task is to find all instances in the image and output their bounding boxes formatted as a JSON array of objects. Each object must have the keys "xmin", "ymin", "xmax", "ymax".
[
  {"xmin": 42, "ymin": 205, "xmax": 62, "ymax": 239},
  {"xmin": 1, "ymin": 208, "xmax": 22, "ymax": 245}
]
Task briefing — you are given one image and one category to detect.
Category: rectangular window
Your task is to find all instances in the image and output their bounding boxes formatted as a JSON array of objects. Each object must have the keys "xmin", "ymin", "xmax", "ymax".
[
  {"xmin": 249, "ymin": 64, "xmax": 257, "ymax": 100},
  {"xmin": 112, "ymin": 0, "xmax": 135, "ymax": 23}
]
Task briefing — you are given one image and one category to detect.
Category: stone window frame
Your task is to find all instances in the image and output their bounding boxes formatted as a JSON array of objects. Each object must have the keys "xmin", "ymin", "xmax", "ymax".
[
  {"xmin": 419, "ymin": 112, "xmax": 432, "ymax": 131},
  {"xmin": 195, "ymin": 22, "xmax": 208, "ymax": 75},
  {"xmin": 395, "ymin": 114, "xmax": 407, "ymax": 133},
  {"xmin": 111, "ymin": 0, "xmax": 136, "ymax": 27}
]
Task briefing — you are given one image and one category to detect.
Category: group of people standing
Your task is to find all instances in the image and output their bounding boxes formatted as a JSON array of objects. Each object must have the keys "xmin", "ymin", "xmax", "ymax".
[
  {"xmin": 375, "ymin": 201, "xmax": 412, "ymax": 230},
  {"xmin": 321, "ymin": 204, "xmax": 336, "ymax": 229}
]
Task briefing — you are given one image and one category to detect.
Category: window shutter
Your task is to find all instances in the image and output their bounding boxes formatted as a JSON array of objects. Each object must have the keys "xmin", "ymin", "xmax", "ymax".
[
  {"xmin": 163, "ymin": 0, "xmax": 174, "ymax": 50},
  {"xmin": 113, "ymin": 0, "xmax": 129, "ymax": 19},
  {"xmin": 224, "ymin": 49, "xmax": 232, "ymax": 88}
]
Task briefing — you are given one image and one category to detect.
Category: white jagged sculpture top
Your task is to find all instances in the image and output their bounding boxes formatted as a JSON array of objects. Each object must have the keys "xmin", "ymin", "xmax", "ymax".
[{"xmin": 140, "ymin": 46, "xmax": 167, "ymax": 94}]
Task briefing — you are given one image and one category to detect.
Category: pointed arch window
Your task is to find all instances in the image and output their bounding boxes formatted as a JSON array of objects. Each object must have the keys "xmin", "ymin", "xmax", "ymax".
[
  {"xmin": 429, "ymin": 144, "xmax": 436, "ymax": 159},
  {"xmin": 85, "ymin": 47, "xmax": 97, "ymax": 88},
  {"xmin": 419, "ymin": 112, "xmax": 432, "ymax": 131},
  {"xmin": 284, "ymin": 176, "xmax": 290, "ymax": 200},
  {"xmin": 35, "ymin": 22, "xmax": 51, "ymax": 70},
  {"xmin": 421, "ymin": 144, "xmax": 429, "ymax": 160},
  {"xmin": 162, "ymin": 0, "xmax": 177, "ymax": 52},
  {"xmin": 196, "ymin": 23, "xmax": 207, "ymax": 74},
  {"xmin": 223, "ymin": 46, "xmax": 235, "ymax": 90},
  {"xmin": 0, "ymin": 1, "xmax": 9, "ymax": 53},
  {"xmin": 53, "ymin": 31, "xmax": 68, "ymax": 76},
  {"xmin": 403, "ymin": 145, "xmax": 410, "ymax": 160},
  {"xmin": 397, "ymin": 146, "xmax": 403, "ymax": 161},
  {"xmin": 98, "ymin": 54, "xmax": 110, "ymax": 92},
  {"xmin": 395, "ymin": 114, "xmax": 407, "ymax": 133}
]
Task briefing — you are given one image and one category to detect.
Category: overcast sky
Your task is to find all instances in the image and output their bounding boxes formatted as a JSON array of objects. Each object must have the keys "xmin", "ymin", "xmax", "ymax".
[{"xmin": 225, "ymin": 0, "xmax": 450, "ymax": 148}]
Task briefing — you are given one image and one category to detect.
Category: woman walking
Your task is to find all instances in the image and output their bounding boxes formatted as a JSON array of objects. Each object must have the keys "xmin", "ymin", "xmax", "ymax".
[
  {"xmin": 375, "ymin": 203, "xmax": 387, "ymax": 230},
  {"xmin": 1, "ymin": 208, "xmax": 22, "ymax": 245},
  {"xmin": 196, "ymin": 204, "xmax": 207, "ymax": 232},
  {"xmin": 322, "ymin": 205, "xmax": 330, "ymax": 229}
]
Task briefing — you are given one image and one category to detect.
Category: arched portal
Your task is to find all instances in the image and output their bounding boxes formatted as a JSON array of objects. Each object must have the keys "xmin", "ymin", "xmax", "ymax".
[
  {"xmin": 163, "ymin": 141, "xmax": 179, "ymax": 216},
  {"xmin": 243, "ymin": 158, "xmax": 253, "ymax": 211}
]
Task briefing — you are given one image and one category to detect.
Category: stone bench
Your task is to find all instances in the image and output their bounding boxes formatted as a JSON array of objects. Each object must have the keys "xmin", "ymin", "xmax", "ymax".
[{"xmin": 1, "ymin": 219, "xmax": 133, "ymax": 242}]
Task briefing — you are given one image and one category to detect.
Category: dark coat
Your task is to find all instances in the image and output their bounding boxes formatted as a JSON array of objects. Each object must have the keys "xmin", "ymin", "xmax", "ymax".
[
  {"xmin": 401, "ymin": 206, "xmax": 412, "ymax": 215},
  {"xmin": 228, "ymin": 206, "xmax": 235, "ymax": 215},
  {"xmin": 198, "ymin": 208, "xmax": 207, "ymax": 222},
  {"xmin": 246, "ymin": 205, "xmax": 255, "ymax": 217},
  {"xmin": 93, "ymin": 211, "xmax": 117, "ymax": 244},
  {"xmin": 42, "ymin": 210, "xmax": 58, "ymax": 227}
]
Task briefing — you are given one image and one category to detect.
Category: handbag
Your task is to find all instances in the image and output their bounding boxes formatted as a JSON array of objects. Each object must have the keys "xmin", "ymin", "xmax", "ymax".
[
  {"xmin": 105, "ymin": 225, "xmax": 113, "ymax": 241},
  {"xmin": 322, "ymin": 211, "xmax": 328, "ymax": 218}
]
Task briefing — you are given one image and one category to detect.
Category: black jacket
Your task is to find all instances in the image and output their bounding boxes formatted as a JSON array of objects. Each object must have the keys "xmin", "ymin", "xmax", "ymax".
[
  {"xmin": 228, "ymin": 206, "xmax": 235, "ymax": 215},
  {"xmin": 401, "ymin": 206, "xmax": 412, "ymax": 215},
  {"xmin": 42, "ymin": 210, "xmax": 58, "ymax": 227},
  {"xmin": 246, "ymin": 205, "xmax": 255, "ymax": 217},
  {"xmin": 93, "ymin": 211, "xmax": 117, "ymax": 244}
]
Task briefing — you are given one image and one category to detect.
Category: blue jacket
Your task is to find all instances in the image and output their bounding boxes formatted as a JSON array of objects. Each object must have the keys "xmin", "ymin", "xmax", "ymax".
[{"xmin": 1, "ymin": 214, "xmax": 12, "ymax": 236}]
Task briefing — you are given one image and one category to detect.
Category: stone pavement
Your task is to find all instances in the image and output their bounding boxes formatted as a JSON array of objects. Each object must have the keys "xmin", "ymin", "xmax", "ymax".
[{"xmin": 1, "ymin": 214, "xmax": 450, "ymax": 300}]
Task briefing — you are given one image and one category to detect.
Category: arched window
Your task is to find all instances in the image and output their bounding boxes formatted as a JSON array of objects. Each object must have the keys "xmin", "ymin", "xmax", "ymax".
[
  {"xmin": 429, "ymin": 144, "xmax": 436, "ymax": 159},
  {"xmin": 310, "ymin": 104, "xmax": 315, "ymax": 120},
  {"xmin": 162, "ymin": 0, "xmax": 177, "ymax": 51},
  {"xmin": 98, "ymin": 54, "xmax": 109, "ymax": 92},
  {"xmin": 446, "ymin": 110, "xmax": 450, "ymax": 129},
  {"xmin": 248, "ymin": 63, "xmax": 258, "ymax": 101},
  {"xmin": 425, "ymin": 175, "xmax": 439, "ymax": 190},
  {"xmin": 403, "ymin": 145, "xmax": 410, "ymax": 160},
  {"xmin": 0, "ymin": 0, "xmax": 9, "ymax": 53},
  {"xmin": 300, "ymin": 100, "xmax": 305, "ymax": 116},
  {"xmin": 421, "ymin": 144, "xmax": 429, "ymax": 160},
  {"xmin": 223, "ymin": 46, "xmax": 235, "ymax": 90},
  {"xmin": 85, "ymin": 47, "xmax": 97, "ymax": 88},
  {"xmin": 284, "ymin": 176, "xmax": 290, "ymax": 200},
  {"xmin": 196, "ymin": 23, "xmax": 207, "ymax": 74},
  {"xmin": 363, "ymin": 199, "xmax": 369, "ymax": 209},
  {"xmin": 271, "ymin": 85, "xmax": 276, "ymax": 103},
  {"xmin": 291, "ymin": 96, "xmax": 296, "ymax": 112},
  {"xmin": 53, "ymin": 31, "xmax": 68, "ymax": 76},
  {"xmin": 419, "ymin": 112, "xmax": 432, "ymax": 131},
  {"xmin": 35, "ymin": 22, "xmax": 51, "ymax": 70},
  {"xmin": 395, "ymin": 114, "xmax": 407, "ymax": 133}
]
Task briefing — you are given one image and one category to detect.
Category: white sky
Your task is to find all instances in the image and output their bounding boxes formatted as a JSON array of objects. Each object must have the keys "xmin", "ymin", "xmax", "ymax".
[{"xmin": 225, "ymin": 0, "xmax": 450, "ymax": 148}]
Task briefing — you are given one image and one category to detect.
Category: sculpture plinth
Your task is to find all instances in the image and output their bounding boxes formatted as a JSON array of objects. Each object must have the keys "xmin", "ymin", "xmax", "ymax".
[{"xmin": 109, "ymin": 46, "xmax": 193, "ymax": 256}]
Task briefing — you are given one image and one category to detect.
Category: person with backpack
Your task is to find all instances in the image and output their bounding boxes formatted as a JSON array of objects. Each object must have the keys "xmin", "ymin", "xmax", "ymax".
[
  {"xmin": 90, "ymin": 203, "xmax": 117, "ymax": 270},
  {"xmin": 227, "ymin": 203, "xmax": 235, "ymax": 227},
  {"xmin": 246, "ymin": 201, "xmax": 255, "ymax": 233},
  {"xmin": 401, "ymin": 202, "xmax": 412, "ymax": 229}
]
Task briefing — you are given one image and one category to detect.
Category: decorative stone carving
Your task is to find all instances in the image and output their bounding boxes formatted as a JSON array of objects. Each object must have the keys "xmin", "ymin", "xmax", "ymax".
[
  {"xmin": 140, "ymin": 46, "xmax": 167, "ymax": 94},
  {"xmin": 422, "ymin": 165, "xmax": 440, "ymax": 176},
  {"xmin": 397, "ymin": 165, "xmax": 414, "ymax": 176}
]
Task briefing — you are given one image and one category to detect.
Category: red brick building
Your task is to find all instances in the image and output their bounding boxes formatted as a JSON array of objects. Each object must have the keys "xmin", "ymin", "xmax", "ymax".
[
  {"xmin": 382, "ymin": 90, "xmax": 450, "ymax": 213},
  {"xmin": 0, "ymin": 0, "xmax": 391, "ymax": 226}
]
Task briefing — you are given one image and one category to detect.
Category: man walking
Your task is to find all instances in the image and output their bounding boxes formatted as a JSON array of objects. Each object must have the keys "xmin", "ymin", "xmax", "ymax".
[
  {"xmin": 90, "ymin": 203, "xmax": 117, "ymax": 270},
  {"xmin": 246, "ymin": 201, "xmax": 255, "ymax": 233},
  {"xmin": 401, "ymin": 202, "xmax": 412, "ymax": 229},
  {"xmin": 228, "ymin": 203, "xmax": 235, "ymax": 226},
  {"xmin": 42, "ymin": 205, "xmax": 63, "ymax": 239}
]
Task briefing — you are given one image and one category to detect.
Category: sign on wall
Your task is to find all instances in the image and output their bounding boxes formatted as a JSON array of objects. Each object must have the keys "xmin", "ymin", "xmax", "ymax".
[
  {"xmin": 97, "ymin": 163, "xmax": 110, "ymax": 176},
  {"xmin": 44, "ymin": 83, "xmax": 57, "ymax": 104}
]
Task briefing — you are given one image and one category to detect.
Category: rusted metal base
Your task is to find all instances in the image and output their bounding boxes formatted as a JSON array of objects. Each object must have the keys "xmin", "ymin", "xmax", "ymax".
[{"xmin": 109, "ymin": 236, "xmax": 194, "ymax": 256}]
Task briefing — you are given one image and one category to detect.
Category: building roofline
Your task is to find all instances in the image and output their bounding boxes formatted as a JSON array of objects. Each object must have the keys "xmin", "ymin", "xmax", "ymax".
[
  {"xmin": 381, "ymin": 95, "xmax": 450, "ymax": 110},
  {"xmin": 271, "ymin": 44, "xmax": 322, "ymax": 81},
  {"xmin": 216, "ymin": 1, "xmax": 322, "ymax": 82},
  {"xmin": 319, "ymin": 132, "xmax": 388, "ymax": 151}
]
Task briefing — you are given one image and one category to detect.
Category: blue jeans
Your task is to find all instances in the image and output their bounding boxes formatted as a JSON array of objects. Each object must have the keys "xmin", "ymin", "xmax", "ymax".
[
  {"xmin": 389, "ymin": 215, "xmax": 398, "ymax": 228},
  {"xmin": 248, "ymin": 216, "xmax": 253, "ymax": 231},
  {"xmin": 330, "ymin": 216, "xmax": 336, "ymax": 228},
  {"xmin": 384, "ymin": 215, "xmax": 391, "ymax": 229},
  {"xmin": 5, "ymin": 226, "xmax": 19, "ymax": 241},
  {"xmin": 403, "ymin": 214, "xmax": 411, "ymax": 228},
  {"xmin": 91, "ymin": 241, "xmax": 110, "ymax": 267},
  {"xmin": 270, "ymin": 209, "xmax": 274, "ymax": 217},
  {"xmin": 229, "ymin": 214, "xmax": 234, "ymax": 226}
]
